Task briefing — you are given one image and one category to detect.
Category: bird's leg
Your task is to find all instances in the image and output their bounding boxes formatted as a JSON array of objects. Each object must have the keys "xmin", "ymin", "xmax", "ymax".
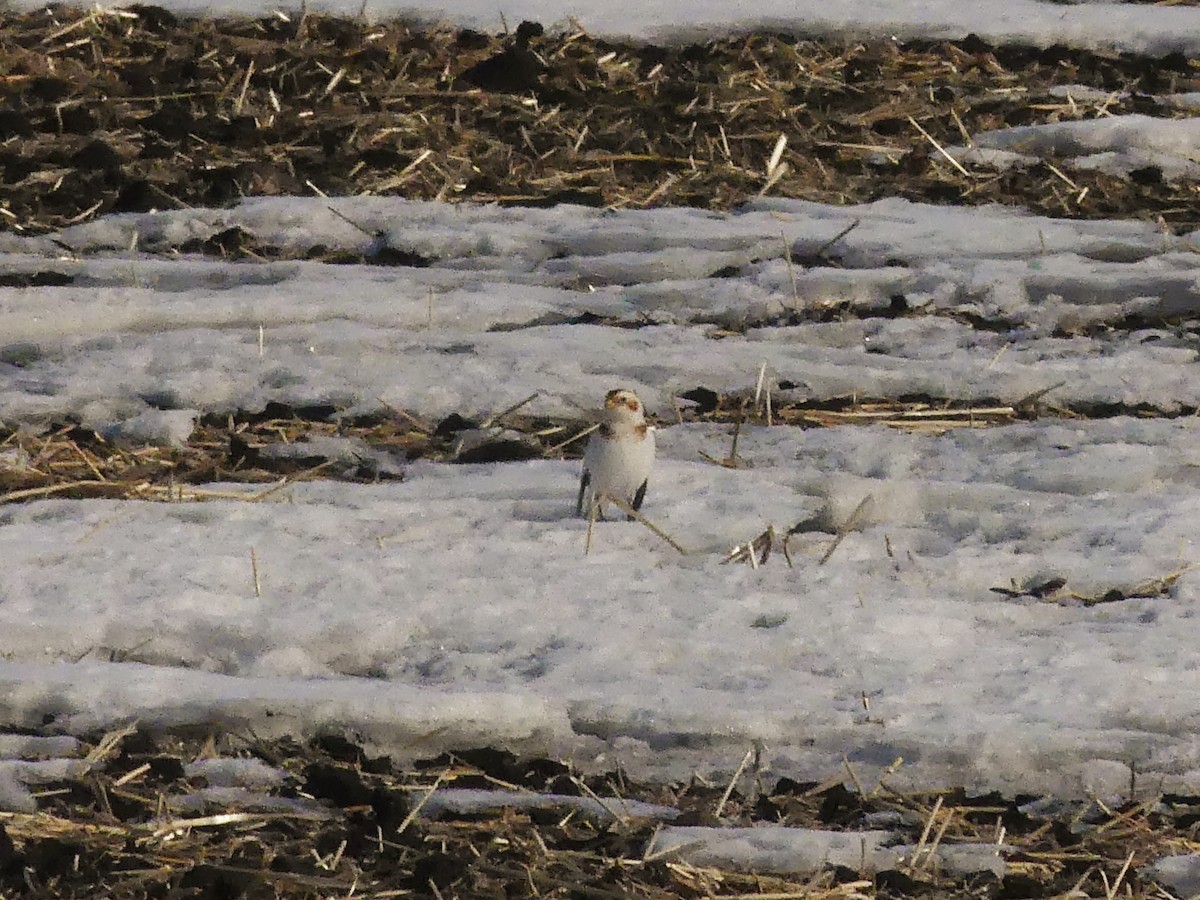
[
  {"xmin": 627, "ymin": 481, "xmax": 648, "ymax": 520},
  {"xmin": 632, "ymin": 480, "xmax": 648, "ymax": 511},
  {"xmin": 576, "ymin": 471, "xmax": 591, "ymax": 518}
]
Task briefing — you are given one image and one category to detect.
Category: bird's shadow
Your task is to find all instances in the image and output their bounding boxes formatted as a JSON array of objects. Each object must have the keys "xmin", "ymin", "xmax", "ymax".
[
  {"xmin": 510, "ymin": 498, "xmax": 584, "ymax": 523},
  {"xmin": 512, "ymin": 497, "xmax": 648, "ymax": 525}
]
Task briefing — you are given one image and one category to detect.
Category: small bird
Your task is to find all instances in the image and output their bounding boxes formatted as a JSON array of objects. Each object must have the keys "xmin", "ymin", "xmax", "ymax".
[{"xmin": 577, "ymin": 388, "xmax": 655, "ymax": 520}]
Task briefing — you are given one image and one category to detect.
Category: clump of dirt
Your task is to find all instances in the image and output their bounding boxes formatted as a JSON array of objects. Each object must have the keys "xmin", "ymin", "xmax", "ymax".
[{"xmin": 2, "ymin": 5, "xmax": 1199, "ymax": 241}]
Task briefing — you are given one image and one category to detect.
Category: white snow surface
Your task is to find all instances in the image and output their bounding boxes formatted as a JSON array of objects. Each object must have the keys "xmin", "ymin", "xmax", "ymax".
[
  {"xmin": 648, "ymin": 825, "xmax": 1006, "ymax": 878},
  {"xmin": 1144, "ymin": 854, "xmax": 1200, "ymax": 899},
  {"xmin": 648, "ymin": 826, "xmax": 899, "ymax": 875},
  {"xmin": 5, "ymin": 196, "xmax": 1200, "ymax": 426},
  {"xmin": 13, "ymin": 0, "xmax": 1200, "ymax": 56},
  {"xmin": 952, "ymin": 114, "xmax": 1200, "ymax": 183},
  {"xmin": 4, "ymin": 196, "xmax": 1200, "ymax": 798}
]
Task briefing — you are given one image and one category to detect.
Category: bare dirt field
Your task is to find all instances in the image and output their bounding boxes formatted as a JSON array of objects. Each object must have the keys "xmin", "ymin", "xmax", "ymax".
[
  {"xmin": 4, "ymin": 728, "xmax": 1197, "ymax": 899},
  {"xmin": 1, "ymin": 5, "xmax": 1199, "ymax": 237}
]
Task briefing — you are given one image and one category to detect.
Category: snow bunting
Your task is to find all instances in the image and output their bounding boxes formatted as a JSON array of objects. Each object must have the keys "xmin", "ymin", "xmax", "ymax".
[{"xmin": 577, "ymin": 388, "xmax": 655, "ymax": 520}]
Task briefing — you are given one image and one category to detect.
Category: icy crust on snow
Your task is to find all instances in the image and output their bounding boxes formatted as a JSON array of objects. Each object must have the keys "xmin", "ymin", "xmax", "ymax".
[
  {"xmin": 1, "ymin": 197, "xmax": 1199, "ymax": 434},
  {"xmin": 950, "ymin": 114, "xmax": 1200, "ymax": 182},
  {"xmin": 1144, "ymin": 854, "xmax": 1200, "ymax": 899},
  {"xmin": 5, "ymin": 416, "xmax": 1200, "ymax": 795},
  {"xmin": 648, "ymin": 826, "xmax": 1006, "ymax": 878},
  {"xmin": 7, "ymin": 0, "xmax": 1200, "ymax": 57}
]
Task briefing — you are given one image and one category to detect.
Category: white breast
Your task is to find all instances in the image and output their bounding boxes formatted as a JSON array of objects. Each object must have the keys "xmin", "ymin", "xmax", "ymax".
[{"xmin": 582, "ymin": 427, "xmax": 655, "ymax": 511}]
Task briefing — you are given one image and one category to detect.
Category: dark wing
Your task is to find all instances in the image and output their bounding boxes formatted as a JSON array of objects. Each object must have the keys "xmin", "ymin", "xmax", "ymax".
[{"xmin": 576, "ymin": 469, "xmax": 591, "ymax": 517}]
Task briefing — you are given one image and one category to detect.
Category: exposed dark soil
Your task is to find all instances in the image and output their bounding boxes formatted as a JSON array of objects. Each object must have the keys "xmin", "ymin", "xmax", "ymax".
[
  {"xmin": 1, "ymin": 5, "xmax": 1199, "ymax": 242},
  {"xmin": 0, "ymin": 386, "xmax": 1184, "ymax": 504},
  {"xmin": 1, "ymin": 727, "xmax": 1195, "ymax": 899}
]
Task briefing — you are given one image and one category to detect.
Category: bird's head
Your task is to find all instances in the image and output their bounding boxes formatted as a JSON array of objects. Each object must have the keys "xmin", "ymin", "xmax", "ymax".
[{"xmin": 603, "ymin": 389, "xmax": 645, "ymax": 422}]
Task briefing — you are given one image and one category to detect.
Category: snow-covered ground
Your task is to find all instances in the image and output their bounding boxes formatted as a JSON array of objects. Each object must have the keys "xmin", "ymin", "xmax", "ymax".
[
  {"xmin": 10, "ymin": 0, "xmax": 1200, "ymax": 56},
  {"xmin": 4, "ymin": 196, "xmax": 1199, "ymax": 429},
  {"xmin": 5, "ymin": 193, "xmax": 1200, "ymax": 803},
  {"xmin": 4, "ymin": 0, "xmax": 1200, "ymax": 834},
  {"xmin": 951, "ymin": 112, "xmax": 1200, "ymax": 183}
]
